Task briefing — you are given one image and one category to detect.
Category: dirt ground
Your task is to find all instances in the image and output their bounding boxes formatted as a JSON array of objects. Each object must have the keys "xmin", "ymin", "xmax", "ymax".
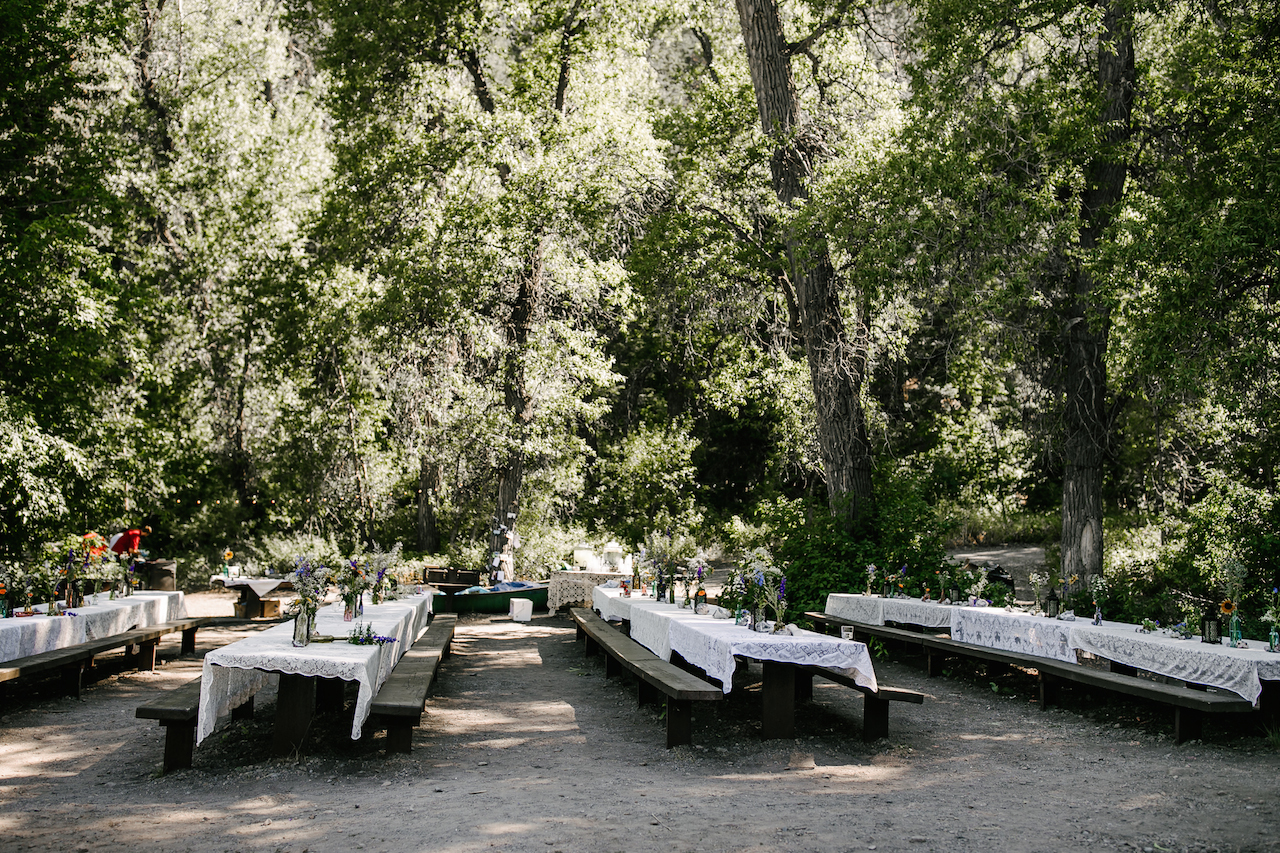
[{"xmin": 2, "ymin": 588, "xmax": 1279, "ymax": 853}]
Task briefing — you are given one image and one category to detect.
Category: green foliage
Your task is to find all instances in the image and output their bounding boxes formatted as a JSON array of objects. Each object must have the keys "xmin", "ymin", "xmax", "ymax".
[
  {"xmin": 762, "ymin": 471, "xmax": 948, "ymax": 619},
  {"xmin": 588, "ymin": 422, "xmax": 702, "ymax": 545}
]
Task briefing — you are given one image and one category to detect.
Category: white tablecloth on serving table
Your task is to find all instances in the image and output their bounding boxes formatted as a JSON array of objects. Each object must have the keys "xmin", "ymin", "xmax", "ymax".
[
  {"xmin": 210, "ymin": 577, "xmax": 292, "ymax": 598},
  {"xmin": 0, "ymin": 591, "xmax": 186, "ymax": 664},
  {"xmin": 1069, "ymin": 621, "xmax": 1280, "ymax": 706},
  {"xmin": 197, "ymin": 593, "xmax": 432, "ymax": 744},
  {"xmin": 825, "ymin": 593, "xmax": 958, "ymax": 629},
  {"xmin": 549, "ymin": 570, "xmax": 629, "ymax": 611},
  {"xmin": 950, "ymin": 605, "xmax": 1077, "ymax": 662},
  {"xmin": 594, "ymin": 588, "xmax": 876, "ymax": 695}
]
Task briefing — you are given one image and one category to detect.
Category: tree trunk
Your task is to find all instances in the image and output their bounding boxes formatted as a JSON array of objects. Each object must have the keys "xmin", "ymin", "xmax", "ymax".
[
  {"xmin": 417, "ymin": 455, "xmax": 440, "ymax": 555},
  {"xmin": 1060, "ymin": 0, "xmax": 1134, "ymax": 583},
  {"xmin": 734, "ymin": 0, "xmax": 873, "ymax": 528},
  {"xmin": 489, "ymin": 238, "xmax": 544, "ymax": 578}
]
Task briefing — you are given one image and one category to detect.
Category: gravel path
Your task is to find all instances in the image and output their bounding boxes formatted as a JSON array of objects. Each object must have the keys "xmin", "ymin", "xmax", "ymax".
[{"xmin": 1, "ymin": 592, "xmax": 1278, "ymax": 853}]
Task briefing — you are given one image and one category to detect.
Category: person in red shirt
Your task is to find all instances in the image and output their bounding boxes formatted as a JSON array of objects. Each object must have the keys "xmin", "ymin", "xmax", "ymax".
[{"xmin": 110, "ymin": 525, "xmax": 151, "ymax": 555}]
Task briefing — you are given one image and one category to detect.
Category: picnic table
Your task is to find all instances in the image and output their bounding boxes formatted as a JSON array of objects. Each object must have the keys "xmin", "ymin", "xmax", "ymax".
[
  {"xmin": 594, "ymin": 587, "xmax": 890, "ymax": 738},
  {"xmin": 547, "ymin": 570, "xmax": 629, "ymax": 611},
  {"xmin": 825, "ymin": 593, "xmax": 959, "ymax": 629},
  {"xmin": 823, "ymin": 593, "xmax": 1280, "ymax": 706},
  {"xmin": 211, "ymin": 576, "xmax": 294, "ymax": 619},
  {"xmin": 197, "ymin": 593, "xmax": 433, "ymax": 754},
  {"xmin": 0, "ymin": 591, "xmax": 187, "ymax": 664}
]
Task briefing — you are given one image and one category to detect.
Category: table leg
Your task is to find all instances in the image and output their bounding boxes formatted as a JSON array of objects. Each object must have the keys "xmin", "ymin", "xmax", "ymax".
[
  {"xmin": 761, "ymin": 661, "xmax": 795, "ymax": 739},
  {"xmin": 273, "ymin": 673, "xmax": 316, "ymax": 756},
  {"xmin": 239, "ymin": 589, "xmax": 263, "ymax": 619}
]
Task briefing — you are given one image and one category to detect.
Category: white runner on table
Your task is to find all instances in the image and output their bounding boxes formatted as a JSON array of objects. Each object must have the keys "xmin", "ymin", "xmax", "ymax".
[
  {"xmin": 0, "ymin": 591, "xmax": 186, "ymax": 664},
  {"xmin": 197, "ymin": 594, "xmax": 432, "ymax": 744},
  {"xmin": 1070, "ymin": 621, "xmax": 1280, "ymax": 706},
  {"xmin": 950, "ymin": 606, "xmax": 1077, "ymax": 662}
]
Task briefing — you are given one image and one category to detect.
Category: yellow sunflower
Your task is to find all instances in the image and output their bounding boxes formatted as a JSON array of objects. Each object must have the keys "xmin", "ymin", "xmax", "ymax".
[
  {"xmin": 1220, "ymin": 598, "xmax": 1236, "ymax": 616},
  {"xmin": 224, "ymin": 549, "xmax": 234, "ymax": 561}
]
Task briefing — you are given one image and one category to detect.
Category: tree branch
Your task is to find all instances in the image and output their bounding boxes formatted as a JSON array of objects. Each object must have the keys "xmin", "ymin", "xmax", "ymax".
[{"xmin": 785, "ymin": 0, "xmax": 854, "ymax": 57}]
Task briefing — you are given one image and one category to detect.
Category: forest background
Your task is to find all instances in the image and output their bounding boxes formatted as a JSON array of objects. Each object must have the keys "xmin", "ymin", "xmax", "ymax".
[{"xmin": 2, "ymin": 0, "xmax": 1276, "ymax": 632}]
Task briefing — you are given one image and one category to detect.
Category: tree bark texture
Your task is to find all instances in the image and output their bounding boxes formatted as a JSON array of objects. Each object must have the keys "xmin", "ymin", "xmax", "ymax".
[
  {"xmin": 734, "ymin": 0, "xmax": 873, "ymax": 528},
  {"xmin": 489, "ymin": 238, "xmax": 544, "ymax": 576},
  {"xmin": 1060, "ymin": 0, "xmax": 1134, "ymax": 583},
  {"xmin": 417, "ymin": 455, "xmax": 440, "ymax": 555}
]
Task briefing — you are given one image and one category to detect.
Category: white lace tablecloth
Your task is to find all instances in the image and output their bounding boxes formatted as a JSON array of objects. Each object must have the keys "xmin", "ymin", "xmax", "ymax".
[
  {"xmin": 197, "ymin": 594, "xmax": 433, "ymax": 744},
  {"xmin": 594, "ymin": 589, "xmax": 676, "ymax": 659},
  {"xmin": 548, "ymin": 570, "xmax": 628, "ymax": 611},
  {"xmin": 950, "ymin": 606, "xmax": 1077, "ymax": 662},
  {"xmin": 1069, "ymin": 621, "xmax": 1280, "ymax": 705},
  {"xmin": 593, "ymin": 589, "xmax": 876, "ymax": 695},
  {"xmin": 0, "ymin": 591, "xmax": 186, "ymax": 664},
  {"xmin": 825, "ymin": 594, "xmax": 958, "ymax": 629}
]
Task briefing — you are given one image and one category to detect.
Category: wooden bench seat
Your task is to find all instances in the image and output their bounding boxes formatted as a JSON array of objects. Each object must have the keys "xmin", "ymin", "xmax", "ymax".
[
  {"xmin": 1, "ymin": 616, "xmax": 212, "ymax": 697},
  {"xmin": 806, "ymin": 610, "xmax": 1255, "ymax": 743},
  {"xmin": 368, "ymin": 614, "xmax": 457, "ymax": 753},
  {"xmin": 136, "ymin": 675, "xmax": 254, "ymax": 773},
  {"xmin": 570, "ymin": 608, "xmax": 722, "ymax": 748},
  {"xmin": 1033, "ymin": 657, "xmax": 1254, "ymax": 743},
  {"xmin": 793, "ymin": 665, "xmax": 926, "ymax": 742}
]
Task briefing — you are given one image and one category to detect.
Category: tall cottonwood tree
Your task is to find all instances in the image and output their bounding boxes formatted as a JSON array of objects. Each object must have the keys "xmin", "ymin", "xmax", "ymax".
[
  {"xmin": 733, "ymin": 0, "xmax": 875, "ymax": 530},
  {"xmin": 311, "ymin": 0, "xmax": 662, "ymax": 568},
  {"xmin": 907, "ymin": 0, "xmax": 1139, "ymax": 581}
]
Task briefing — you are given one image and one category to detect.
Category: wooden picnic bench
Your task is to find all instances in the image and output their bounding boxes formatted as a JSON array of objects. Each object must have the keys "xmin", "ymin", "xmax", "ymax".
[
  {"xmin": 806, "ymin": 610, "xmax": 1256, "ymax": 743},
  {"xmin": 0, "ymin": 616, "xmax": 212, "ymax": 698},
  {"xmin": 368, "ymin": 613, "xmax": 457, "ymax": 752},
  {"xmin": 790, "ymin": 665, "xmax": 925, "ymax": 742},
  {"xmin": 570, "ymin": 607, "xmax": 722, "ymax": 748},
  {"xmin": 135, "ymin": 676, "xmax": 255, "ymax": 774}
]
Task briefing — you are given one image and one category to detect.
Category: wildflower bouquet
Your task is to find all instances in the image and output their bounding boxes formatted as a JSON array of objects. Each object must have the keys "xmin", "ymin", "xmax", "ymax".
[{"xmin": 335, "ymin": 557, "xmax": 371, "ymax": 619}]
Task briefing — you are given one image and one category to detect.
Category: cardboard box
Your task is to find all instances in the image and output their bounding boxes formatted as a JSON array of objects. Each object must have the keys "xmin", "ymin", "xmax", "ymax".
[{"xmin": 260, "ymin": 599, "xmax": 282, "ymax": 619}]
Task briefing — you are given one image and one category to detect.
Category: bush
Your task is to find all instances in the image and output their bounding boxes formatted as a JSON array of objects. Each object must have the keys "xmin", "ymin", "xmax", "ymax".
[{"xmin": 757, "ymin": 472, "xmax": 949, "ymax": 621}]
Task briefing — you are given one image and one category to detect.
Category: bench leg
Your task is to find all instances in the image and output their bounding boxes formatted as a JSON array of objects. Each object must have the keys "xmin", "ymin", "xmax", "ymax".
[
  {"xmin": 926, "ymin": 651, "xmax": 945, "ymax": 678},
  {"xmin": 638, "ymin": 679, "xmax": 660, "ymax": 707},
  {"xmin": 584, "ymin": 636, "xmax": 598, "ymax": 657},
  {"xmin": 665, "ymin": 698, "xmax": 693, "ymax": 748},
  {"xmin": 862, "ymin": 694, "xmax": 890, "ymax": 742},
  {"xmin": 61, "ymin": 662, "xmax": 84, "ymax": 698},
  {"xmin": 761, "ymin": 661, "xmax": 795, "ymax": 740},
  {"xmin": 273, "ymin": 674, "xmax": 316, "ymax": 756},
  {"xmin": 231, "ymin": 696, "xmax": 254, "ymax": 721},
  {"xmin": 385, "ymin": 721, "xmax": 413, "ymax": 754},
  {"xmin": 1038, "ymin": 673, "xmax": 1056, "ymax": 707},
  {"xmin": 161, "ymin": 722, "xmax": 195, "ymax": 773},
  {"xmin": 604, "ymin": 653, "xmax": 622, "ymax": 679},
  {"xmin": 181, "ymin": 627, "xmax": 199, "ymax": 656},
  {"xmin": 1174, "ymin": 707, "xmax": 1204, "ymax": 744},
  {"xmin": 139, "ymin": 640, "xmax": 158, "ymax": 672}
]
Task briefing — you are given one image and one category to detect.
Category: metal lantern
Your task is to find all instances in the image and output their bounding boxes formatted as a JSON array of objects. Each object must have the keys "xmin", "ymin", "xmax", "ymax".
[
  {"xmin": 1044, "ymin": 587, "xmax": 1061, "ymax": 619},
  {"xmin": 1201, "ymin": 607, "xmax": 1222, "ymax": 644}
]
